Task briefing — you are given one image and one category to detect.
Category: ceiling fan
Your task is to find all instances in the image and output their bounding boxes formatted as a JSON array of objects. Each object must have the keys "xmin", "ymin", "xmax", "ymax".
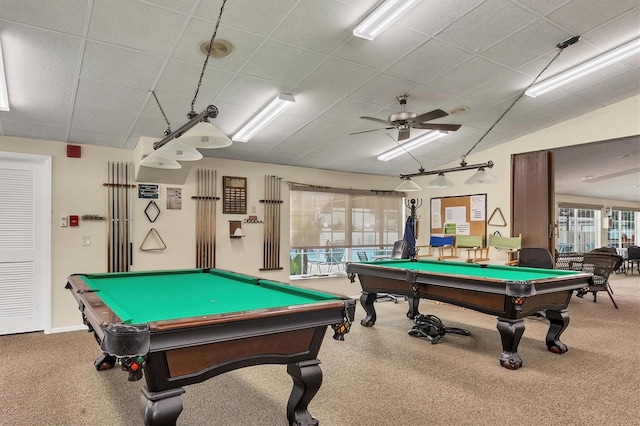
[{"xmin": 350, "ymin": 94, "xmax": 461, "ymax": 141}]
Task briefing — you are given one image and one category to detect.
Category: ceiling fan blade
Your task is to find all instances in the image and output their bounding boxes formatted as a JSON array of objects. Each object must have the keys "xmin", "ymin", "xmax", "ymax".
[
  {"xmin": 412, "ymin": 109, "xmax": 449, "ymax": 124},
  {"xmin": 348, "ymin": 127, "xmax": 394, "ymax": 136},
  {"xmin": 398, "ymin": 128, "xmax": 410, "ymax": 141},
  {"xmin": 412, "ymin": 123, "xmax": 462, "ymax": 131},
  {"xmin": 360, "ymin": 116, "xmax": 391, "ymax": 125}
]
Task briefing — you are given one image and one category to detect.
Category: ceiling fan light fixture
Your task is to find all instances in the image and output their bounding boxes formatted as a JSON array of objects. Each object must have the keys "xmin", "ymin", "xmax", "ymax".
[
  {"xmin": 378, "ymin": 131, "xmax": 447, "ymax": 162},
  {"xmin": 465, "ymin": 167, "xmax": 497, "ymax": 184},
  {"xmin": 0, "ymin": 41, "xmax": 9, "ymax": 111},
  {"xmin": 427, "ymin": 173, "xmax": 454, "ymax": 188},
  {"xmin": 526, "ymin": 37, "xmax": 640, "ymax": 98},
  {"xmin": 395, "ymin": 177, "xmax": 422, "ymax": 192},
  {"xmin": 140, "ymin": 153, "xmax": 182, "ymax": 169},
  {"xmin": 178, "ymin": 121, "xmax": 232, "ymax": 149},
  {"xmin": 353, "ymin": 0, "xmax": 420, "ymax": 41},
  {"xmin": 232, "ymin": 93, "xmax": 295, "ymax": 143}
]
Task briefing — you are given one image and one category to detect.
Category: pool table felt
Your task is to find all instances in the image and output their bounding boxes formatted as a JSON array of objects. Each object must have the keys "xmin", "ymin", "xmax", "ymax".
[{"xmin": 79, "ymin": 269, "xmax": 341, "ymax": 324}]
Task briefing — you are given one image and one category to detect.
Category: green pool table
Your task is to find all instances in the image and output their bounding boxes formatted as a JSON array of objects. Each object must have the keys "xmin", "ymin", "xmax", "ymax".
[
  {"xmin": 346, "ymin": 259, "xmax": 592, "ymax": 369},
  {"xmin": 66, "ymin": 268, "xmax": 355, "ymax": 426}
]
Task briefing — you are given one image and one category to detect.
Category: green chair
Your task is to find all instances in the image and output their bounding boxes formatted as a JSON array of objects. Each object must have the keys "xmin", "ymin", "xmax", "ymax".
[{"xmin": 488, "ymin": 234, "xmax": 522, "ymax": 265}]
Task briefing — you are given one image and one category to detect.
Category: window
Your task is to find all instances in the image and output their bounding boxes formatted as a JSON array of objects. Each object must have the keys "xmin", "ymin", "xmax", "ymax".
[
  {"xmin": 557, "ymin": 207, "xmax": 600, "ymax": 252},
  {"xmin": 290, "ymin": 189, "xmax": 403, "ymax": 277},
  {"xmin": 608, "ymin": 209, "xmax": 638, "ymax": 248}
]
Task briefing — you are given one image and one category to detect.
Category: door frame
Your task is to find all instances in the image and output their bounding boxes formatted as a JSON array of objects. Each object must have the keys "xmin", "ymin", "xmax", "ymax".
[{"xmin": 0, "ymin": 151, "xmax": 52, "ymax": 334}]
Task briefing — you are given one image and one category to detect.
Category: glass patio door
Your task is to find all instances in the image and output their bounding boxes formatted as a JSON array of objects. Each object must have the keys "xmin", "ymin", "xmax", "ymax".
[{"xmin": 558, "ymin": 208, "xmax": 600, "ymax": 253}]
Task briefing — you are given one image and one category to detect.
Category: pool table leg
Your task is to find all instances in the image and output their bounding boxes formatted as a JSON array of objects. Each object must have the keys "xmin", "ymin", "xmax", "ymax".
[
  {"xmin": 359, "ymin": 292, "xmax": 378, "ymax": 326},
  {"xmin": 545, "ymin": 309, "xmax": 569, "ymax": 354},
  {"xmin": 406, "ymin": 297, "xmax": 420, "ymax": 320},
  {"xmin": 140, "ymin": 387, "xmax": 185, "ymax": 426},
  {"xmin": 496, "ymin": 318, "xmax": 525, "ymax": 370},
  {"xmin": 287, "ymin": 359, "xmax": 322, "ymax": 426}
]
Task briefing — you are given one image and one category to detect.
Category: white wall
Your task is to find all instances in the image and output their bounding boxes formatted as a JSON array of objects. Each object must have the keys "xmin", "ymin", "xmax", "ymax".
[{"xmin": 0, "ymin": 95, "xmax": 638, "ymax": 330}]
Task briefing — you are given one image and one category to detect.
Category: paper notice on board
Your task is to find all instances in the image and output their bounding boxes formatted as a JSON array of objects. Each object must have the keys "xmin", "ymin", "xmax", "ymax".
[
  {"xmin": 431, "ymin": 199, "xmax": 442, "ymax": 228},
  {"xmin": 445, "ymin": 206, "xmax": 466, "ymax": 224},
  {"xmin": 470, "ymin": 195, "xmax": 485, "ymax": 221},
  {"xmin": 456, "ymin": 223, "xmax": 470, "ymax": 235}
]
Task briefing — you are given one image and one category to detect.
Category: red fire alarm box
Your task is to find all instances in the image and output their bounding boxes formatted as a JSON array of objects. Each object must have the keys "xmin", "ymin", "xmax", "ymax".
[
  {"xmin": 69, "ymin": 215, "xmax": 79, "ymax": 227},
  {"xmin": 67, "ymin": 144, "xmax": 82, "ymax": 158}
]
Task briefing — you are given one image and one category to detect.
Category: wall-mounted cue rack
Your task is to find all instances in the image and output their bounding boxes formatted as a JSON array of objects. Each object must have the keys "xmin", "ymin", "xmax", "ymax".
[
  {"xmin": 192, "ymin": 169, "xmax": 219, "ymax": 268},
  {"xmin": 104, "ymin": 161, "xmax": 135, "ymax": 272},
  {"xmin": 260, "ymin": 175, "xmax": 283, "ymax": 271}
]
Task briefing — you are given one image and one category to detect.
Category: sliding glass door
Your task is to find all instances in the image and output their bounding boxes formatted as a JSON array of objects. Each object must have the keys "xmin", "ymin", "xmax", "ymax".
[{"xmin": 557, "ymin": 207, "xmax": 600, "ymax": 253}]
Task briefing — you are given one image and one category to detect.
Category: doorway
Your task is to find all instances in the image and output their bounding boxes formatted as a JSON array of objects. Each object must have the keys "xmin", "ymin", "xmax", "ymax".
[{"xmin": 0, "ymin": 152, "xmax": 51, "ymax": 335}]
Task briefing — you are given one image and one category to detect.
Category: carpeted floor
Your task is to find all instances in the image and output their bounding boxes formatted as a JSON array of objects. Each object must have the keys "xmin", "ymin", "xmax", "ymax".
[{"xmin": 1, "ymin": 273, "xmax": 638, "ymax": 425}]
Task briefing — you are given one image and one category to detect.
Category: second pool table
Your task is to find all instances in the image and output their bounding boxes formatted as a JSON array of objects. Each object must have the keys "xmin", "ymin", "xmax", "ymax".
[
  {"xmin": 346, "ymin": 259, "xmax": 592, "ymax": 369},
  {"xmin": 66, "ymin": 268, "xmax": 355, "ymax": 426}
]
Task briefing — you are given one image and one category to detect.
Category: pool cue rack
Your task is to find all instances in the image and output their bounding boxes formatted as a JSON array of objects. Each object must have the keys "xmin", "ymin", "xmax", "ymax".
[
  {"xmin": 104, "ymin": 162, "xmax": 135, "ymax": 272},
  {"xmin": 192, "ymin": 169, "xmax": 219, "ymax": 268},
  {"xmin": 259, "ymin": 175, "xmax": 283, "ymax": 271}
]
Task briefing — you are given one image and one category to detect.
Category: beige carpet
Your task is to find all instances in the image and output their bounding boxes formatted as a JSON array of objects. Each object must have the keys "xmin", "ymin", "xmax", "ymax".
[{"xmin": 1, "ymin": 273, "xmax": 638, "ymax": 425}]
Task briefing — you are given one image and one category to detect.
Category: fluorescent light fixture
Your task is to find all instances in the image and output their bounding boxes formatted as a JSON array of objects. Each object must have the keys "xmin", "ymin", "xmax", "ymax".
[
  {"xmin": 178, "ymin": 121, "xmax": 232, "ymax": 149},
  {"xmin": 465, "ymin": 167, "xmax": 497, "ymax": 184},
  {"xmin": 232, "ymin": 93, "xmax": 295, "ymax": 142},
  {"xmin": 427, "ymin": 173, "xmax": 454, "ymax": 188},
  {"xmin": 395, "ymin": 177, "xmax": 422, "ymax": 192},
  {"xmin": 353, "ymin": 0, "xmax": 420, "ymax": 41},
  {"xmin": 0, "ymin": 41, "xmax": 9, "ymax": 111},
  {"xmin": 526, "ymin": 37, "xmax": 640, "ymax": 98},
  {"xmin": 378, "ymin": 131, "xmax": 447, "ymax": 162},
  {"xmin": 155, "ymin": 139, "xmax": 203, "ymax": 161}
]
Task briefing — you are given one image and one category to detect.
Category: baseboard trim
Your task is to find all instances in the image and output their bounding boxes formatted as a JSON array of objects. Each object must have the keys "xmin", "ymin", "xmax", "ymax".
[{"xmin": 48, "ymin": 324, "xmax": 88, "ymax": 334}]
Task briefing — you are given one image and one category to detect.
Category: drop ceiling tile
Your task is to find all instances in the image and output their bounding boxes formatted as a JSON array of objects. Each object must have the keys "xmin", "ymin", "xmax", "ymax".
[
  {"xmin": 409, "ymin": 86, "xmax": 460, "ymax": 110},
  {"xmin": 195, "ymin": 0, "xmax": 296, "ymax": 37},
  {"xmin": 513, "ymin": 0, "xmax": 568, "ymax": 15},
  {"xmin": 580, "ymin": 7, "xmax": 640, "ymax": 50},
  {"xmin": 241, "ymin": 40, "xmax": 327, "ymax": 86},
  {"xmin": 4, "ymin": 64, "xmax": 77, "ymax": 104},
  {"xmin": 573, "ymin": 69, "xmax": 640, "ymax": 104},
  {"xmin": 270, "ymin": 137, "xmax": 320, "ymax": 156},
  {"xmin": 385, "ymin": 38, "xmax": 472, "ymax": 84},
  {"xmin": 467, "ymin": 72, "xmax": 534, "ymax": 104},
  {"xmin": 145, "ymin": 0, "xmax": 198, "ymax": 14},
  {"xmin": 334, "ymin": 26, "xmax": 428, "ymax": 70},
  {"xmin": 348, "ymin": 74, "xmax": 422, "ymax": 106},
  {"xmin": 172, "ymin": 18, "xmax": 265, "ymax": 69},
  {"xmin": 318, "ymin": 99, "xmax": 385, "ymax": 126},
  {"xmin": 546, "ymin": 0, "xmax": 639, "ymax": 36},
  {"xmin": 255, "ymin": 151, "xmax": 301, "ymax": 165},
  {"xmin": 243, "ymin": 114, "xmax": 309, "ymax": 148},
  {"xmin": 401, "ymin": 0, "xmax": 485, "ymax": 36},
  {"xmin": 154, "ymin": 59, "xmax": 234, "ymax": 99},
  {"xmin": 428, "ymin": 57, "xmax": 513, "ymax": 95},
  {"xmin": 297, "ymin": 58, "xmax": 379, "ymax": 96},
  {"xmin": 526, "ymin": 93, "xmax": 596, "ymax": 119},
  {"xmin": 292, "ymin": 120, "xmax": 352, "ymax": 142},
  {"xmin": 206, "ymin": 146, "xmax": 263, "ymax": 162},
  {"xmin": 0, "ymin": 22, "xmax": 82, "ymax": 75},
  {"xmin": 270, "ymin": 1, "xmax": 367, "ymax": 54},
  {"xmin": 80, "ymin": 41, "xmax": 165, "ymax": 89},
  {"xmin": 480, "ymin": 19, "xmax": 573, "ymax": 68},
  {"xmin": 129, "ymin": 115, "xmax": 171, "ymax": 139},
  {"xmin": 559, "ymin": 61, "xmax": 631, "ymax": 93},
  {"xmin": 71, "ymin": 107, "xmax": 136, "ymax": 135},
  {"xmin": 138, "ymin": 92, "xmax": 193, "ymax": 123},
  {"xmin": 436, "ymin": 1, "xmax": 537, "ymax": 53},
  {"xmin": 0, "ymin": 96, "xmax": 72, "ymax": 127},
  {"xmin": 75, "ymin": 79, "xmax": 148, "ymax": 114},
  {"xmin": 215, "ymin": 75, "xmax": 290, "ymax": 109},
  {"xmin": 1, "ymin": 119, "xmax": 68, "ymax": 142},
  {"xmin": 0, "ymin": 0, "xmax": 88, "ymax": 35},
  {"xmin": 88, "ymin": 0, "xmax": 187, "ymax": 55},
  {"xmin": 283, "ymin": 90, "xmax": 341, "ymax": 119},
  {"xmin": 68, "ymin": 128, "xmax": 128, "ymax": 147}
]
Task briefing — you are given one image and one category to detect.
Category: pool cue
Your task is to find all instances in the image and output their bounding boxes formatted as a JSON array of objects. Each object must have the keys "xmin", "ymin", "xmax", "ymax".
[
  {"xmin": 273, "ymin": 176, "xmax": 277, "ymax": 268},
  {"xmin": 205, "ymin": 169, "xmax": 210, "ymax": 268},
  {"xmin": 107, "ymin": 162, "xmax": 112, "ymax": 272},
  {"xmin": 269, "ymin": 175, "xmax": 274, "ymax": 269},
  {"xmin": 212, "ymin": 170, "xmax": 217, "ymax": 268},
  {"xmin": 276, "ymin": 176, "xmax": 281, "ymax": 268},
  {"xmin": 196, "ymin": 169, "xmax": 200, "ymax": 267}
]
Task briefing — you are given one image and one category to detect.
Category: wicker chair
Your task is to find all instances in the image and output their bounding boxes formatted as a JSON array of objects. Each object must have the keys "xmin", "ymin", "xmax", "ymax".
[{"xmin": 555, "ymin": 251, "xmax": 620, "ymax": 309}]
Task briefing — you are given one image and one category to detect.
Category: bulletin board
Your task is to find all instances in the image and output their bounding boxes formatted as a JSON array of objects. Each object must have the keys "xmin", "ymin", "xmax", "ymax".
[{"xmin": 430, "ymin": 194, "xmax": 487, "ymax": 241}]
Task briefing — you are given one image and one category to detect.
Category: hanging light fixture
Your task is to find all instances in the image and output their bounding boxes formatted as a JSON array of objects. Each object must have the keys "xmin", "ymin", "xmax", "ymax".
[
  {"xmin": 155, "ymin": 139, "xmax": 203, "ymax": 161},
  {"xmin": 465, "ymin": 167, "xmax": 497, "ymax": 184},
  {"xmin": 232, "ymin": 93, "xmax": 295, "ymax": 142},
  {"xmin": 395, "ymin": 177, "xmax": 422, "ymax": 192},
  {"xmin": 353, "ymin": 0, "xmax": 420, "ymax": 41},
  {"xmin": 140, "ymin": 153, "xmax": 181, "ymax": 169},
  {"xmin": 427, "ymin": 173, "xmax": 454, "ymax": 188},
  {"xmin": 177, "ymin": 121, "xmax": 232, "ymax": 149}
]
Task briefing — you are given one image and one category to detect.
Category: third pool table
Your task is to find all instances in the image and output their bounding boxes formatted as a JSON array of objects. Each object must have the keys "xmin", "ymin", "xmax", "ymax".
[{"xmin": 346, "ymin": 259, "xmax": 592, "ymax": 369}]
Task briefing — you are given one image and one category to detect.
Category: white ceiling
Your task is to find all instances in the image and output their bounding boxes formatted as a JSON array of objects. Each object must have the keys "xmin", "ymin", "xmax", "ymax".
[{"xmin": 0, "ymin": 0, "xmax": 639, "ymax": 201}]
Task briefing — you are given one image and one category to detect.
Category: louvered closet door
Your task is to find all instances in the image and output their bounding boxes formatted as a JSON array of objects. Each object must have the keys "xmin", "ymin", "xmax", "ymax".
[{"xmin": 0, "ymin": 156, "xmax": 49, "ymax": 335}]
